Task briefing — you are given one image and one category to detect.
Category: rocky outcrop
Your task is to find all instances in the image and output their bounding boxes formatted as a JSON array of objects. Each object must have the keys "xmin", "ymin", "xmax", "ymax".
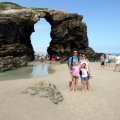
[
  {"xmin": 0, "ymin": 56, "xmax": 27, "ymax": 71},
  {"xmin": 0, "ymin": 2, "xmax": 98, "ymax": 71},
  {"xmin": 23, "ymin": 81, "xmax": 64, "ymax": 104}
]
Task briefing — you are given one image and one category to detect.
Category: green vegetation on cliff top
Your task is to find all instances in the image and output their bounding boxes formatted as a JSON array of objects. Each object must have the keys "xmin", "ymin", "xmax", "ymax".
[
  {"xmin": 31, "ymin": 7, "xmax": 48, "ymax": 11},
  {"xmin": 0, "ymin": 2, "xmax": 22, "ymax": 10},
  {"xmin": 0, "ymin": 2, "xmax": 48, "ymax": 11}
]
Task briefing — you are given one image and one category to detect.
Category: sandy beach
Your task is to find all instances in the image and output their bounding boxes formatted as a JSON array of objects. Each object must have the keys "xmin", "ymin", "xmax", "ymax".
[{"xmin": 0, "ymin": 62, "xmax": 120, "ymax": 120}]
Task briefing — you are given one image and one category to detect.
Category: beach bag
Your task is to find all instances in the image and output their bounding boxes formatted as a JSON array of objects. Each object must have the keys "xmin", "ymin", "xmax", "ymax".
[{"xmin": 79, "ymin": 70, "xmax": 82, "ymax": 76}]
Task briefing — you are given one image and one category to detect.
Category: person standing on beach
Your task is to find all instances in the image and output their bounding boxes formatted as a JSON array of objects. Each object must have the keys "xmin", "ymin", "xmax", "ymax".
[
  {"xmin": 41, "ymin": 55, "xmax": 45, "ymax": 62},
  {"xmin": 107, "ymin": 54, "xmax": 112, "ymax": 67},
  {"xmin": 68, "ymin": 50, "xmax": 80, "ymax": 90},
  {"xmin": 114, "ymin": 55, "xmax": 120, "ymax": 72},
  {"xmin": 80, "ymin": 63, "xmax": 89, "ymax": 92},
  {"xmin": 80, "ymin": 54, "xmax": 91, "ymax": 90},
  {"xmin": 70, "ymin": 61, "xmax": 81, "ymax": 91},
  {"xmin": 105, "ymin": 54, "xmax": 108, "ymax": 67},
  {"xmin": 51, "ymin": 56, "xmax": 55, "ymax": 64},
  {"xmin": 100, "ymin": 54, "xmax": 105, "ymax": 69}
]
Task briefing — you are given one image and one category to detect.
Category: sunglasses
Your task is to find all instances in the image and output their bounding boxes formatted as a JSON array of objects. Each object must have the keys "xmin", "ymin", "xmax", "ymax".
[{"xmin": 74, "ymin": 51, "xmax": 78, "ymax": 53}]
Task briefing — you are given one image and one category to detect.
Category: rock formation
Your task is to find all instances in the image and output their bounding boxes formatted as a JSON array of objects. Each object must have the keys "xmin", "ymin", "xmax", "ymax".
[
  {"xmin": 0, "ymin": 2, "xmax": 100, "ymax": 71},
  {"xmin": 23, "ymin": 81, "xmax": 64, "ymax": 104}
]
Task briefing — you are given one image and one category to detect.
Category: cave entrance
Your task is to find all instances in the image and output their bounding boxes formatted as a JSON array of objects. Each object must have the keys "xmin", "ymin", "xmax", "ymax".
[{"xmin": 31, "ymin": 18, "xmax": 51, "ymax": 58}]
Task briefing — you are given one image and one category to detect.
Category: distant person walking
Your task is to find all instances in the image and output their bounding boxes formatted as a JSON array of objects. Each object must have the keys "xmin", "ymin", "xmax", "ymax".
[
  {"xmin": 100, "ymin": 54, "xmax": 105, "ymax": 69},
  {"xmin": 68, "ymin": 50, "xmax": 80, "ymax": 90},
  {"xmin": 105, "ymin": 54, "xmax": 108, "ymax": 67},
  {"xmin": 107, "ymin": 54, "xmax": 112, "ymax": 67},
  {"xmin": 114, "ymin": 55, "xmax": 120, "ymax": 72}
]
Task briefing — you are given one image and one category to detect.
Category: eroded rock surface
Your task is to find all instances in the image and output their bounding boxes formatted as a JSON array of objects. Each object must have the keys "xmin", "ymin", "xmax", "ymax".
[
  {"xmin": 0, "ymin": 2, "xmax": 99, "ymax": 71},
  {"xmin": 23, "ymin": 81, "xmax": 64, "ymax": 104}
]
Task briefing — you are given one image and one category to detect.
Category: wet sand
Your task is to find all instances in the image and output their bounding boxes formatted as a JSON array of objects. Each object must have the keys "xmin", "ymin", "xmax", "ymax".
[
  {"xmin": 0, "ymin": 61, "xmax": 55, "ymax": 81},
  {"xmin": 0, "ymin": 62, "xmax": 120, "ymax": 120}
]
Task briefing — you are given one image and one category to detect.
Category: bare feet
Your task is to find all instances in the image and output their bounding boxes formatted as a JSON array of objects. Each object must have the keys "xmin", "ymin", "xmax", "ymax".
[
  {"xmin": 86, "ymin": 88, "xmax": 89, "ymax": 91},
  {"xmin": 82, "ymin": 90, "xmax": 86, "ymax": 92}
]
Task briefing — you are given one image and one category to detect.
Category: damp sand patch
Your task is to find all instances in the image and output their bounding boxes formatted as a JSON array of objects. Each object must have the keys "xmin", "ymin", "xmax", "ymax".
[{"xmin": 0, "ymin": 62, "xmax": 55, "ymax": 81}]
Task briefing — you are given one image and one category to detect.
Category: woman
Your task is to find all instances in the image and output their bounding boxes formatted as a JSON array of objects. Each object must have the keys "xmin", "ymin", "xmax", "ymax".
[{"xmin": 80, "ymin": 54, "xmax": 91, "ymax": 90}]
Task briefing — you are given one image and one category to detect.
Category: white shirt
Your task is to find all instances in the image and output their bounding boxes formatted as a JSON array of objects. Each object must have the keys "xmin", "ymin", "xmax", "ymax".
[
  {"xmin": 81, "ymin": 68, "xmax": 88, "ymax": 77},
  {"xmin": 115, "ymin": 56, "xmax": 120, "ymax": 64}
]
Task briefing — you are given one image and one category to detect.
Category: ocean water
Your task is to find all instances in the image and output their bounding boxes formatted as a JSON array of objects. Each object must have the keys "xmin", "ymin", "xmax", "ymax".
[
  {"xmin": 106, "ymin": 53, "xmax": 120, "ymax": 57},
  {"xmin": 0, "ymin": 62, "xmax": 54, "ymax": 81},
  {"xmin": 35, "ymin": 52, "xmax": 47, "ymax": 56},
  {"xmin": 106, "ymin": 53, "xmax": 120, "ymax": 56}
]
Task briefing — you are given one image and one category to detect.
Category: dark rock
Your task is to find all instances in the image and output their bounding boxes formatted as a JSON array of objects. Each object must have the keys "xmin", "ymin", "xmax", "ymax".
[
  {"xmin": 23, "ymin": 81, "xmax": 64, "ymax": 104},
  {"xmin": 0, "ymin": 2, "xmax": 100, "ymax": 71},
  {"xmin": 0, "ymin": 56, "xmax": 28, "ymax": 72}
]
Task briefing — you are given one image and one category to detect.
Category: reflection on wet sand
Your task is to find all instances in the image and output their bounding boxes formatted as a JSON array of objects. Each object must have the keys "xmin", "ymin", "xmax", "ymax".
[
  {"xmin": 31, "ymin": 62, "xmax": 55, "ymax": 77},
  {"xmin": 0, "ymin": 61, "xmax": 55, "ymax": 81}
]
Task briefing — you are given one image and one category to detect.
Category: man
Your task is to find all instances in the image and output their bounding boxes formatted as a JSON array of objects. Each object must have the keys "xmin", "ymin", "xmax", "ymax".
[
  {"xmin": 100, "ymin": 54, "xmax": 105, "ymax": 69},
  {"xmin": 114, "ymin": 55, "xmax": 120, "ymax": 71},
  {"xmin": 68, "ymin": 50, "xmax": 80, "ymax": 90}
]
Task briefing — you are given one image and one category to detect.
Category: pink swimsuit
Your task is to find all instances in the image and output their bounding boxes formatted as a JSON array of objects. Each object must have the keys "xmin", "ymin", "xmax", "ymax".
[{"xmin": 72, "ymin": 64, "xmax": 81, "ymax": 76}]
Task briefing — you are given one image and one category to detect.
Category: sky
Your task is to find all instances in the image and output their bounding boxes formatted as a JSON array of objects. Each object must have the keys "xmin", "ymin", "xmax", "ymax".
[{"xmin": 0, "ymin": 0, "xmax": 120, "ymax": 53}]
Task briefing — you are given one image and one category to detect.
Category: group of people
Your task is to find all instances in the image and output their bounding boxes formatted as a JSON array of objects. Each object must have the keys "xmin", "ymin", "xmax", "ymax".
[
  {"xmin": 35, "ymin": 54, "xmax": 50, "ymax": 62},
  {"xmin": 100, "ymin": 54, "xmax": 112, "ymax": 69},
  {"xmin": 68, "ymin": 50, "xmax": 92, "ymax": 92},
  {"xmin": 100, "ymin": 54, "xmax": 120, "ymax": 71},
  {"xmin": 50, "ymin": 55, "xmax": 60, "ymax": 64},
  {"xmin": 35, "ymin": 53, "xmax": 60, "ymax": 64}
]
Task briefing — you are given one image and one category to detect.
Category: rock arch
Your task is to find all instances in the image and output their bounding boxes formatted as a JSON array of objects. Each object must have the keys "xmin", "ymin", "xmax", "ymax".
[
  {"xmin": 31, "ymin": 18, "xmax": 51, "ymax": 54},
  {"xmin": 0, "ymin": 2, "xmax": 96, "ymax": 71}
]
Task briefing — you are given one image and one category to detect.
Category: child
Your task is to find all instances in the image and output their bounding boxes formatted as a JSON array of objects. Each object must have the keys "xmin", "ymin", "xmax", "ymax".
[
  {"xmin": 71, "ymin": 61, "xmax": 81, "ymax": 91},
  {"xmin": 80, "ymin": 63, "xmax": 90, "ymax": 92}
]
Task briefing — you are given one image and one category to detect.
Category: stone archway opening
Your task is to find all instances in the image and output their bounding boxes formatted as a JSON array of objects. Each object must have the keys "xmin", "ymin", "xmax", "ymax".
[
  {"xmin": 0, "ymin": 5, "xmax": 97, "ymax": 72},
  {"xmin": 31, "ymin": 18, "xmax": 51, "ymax": 57}
]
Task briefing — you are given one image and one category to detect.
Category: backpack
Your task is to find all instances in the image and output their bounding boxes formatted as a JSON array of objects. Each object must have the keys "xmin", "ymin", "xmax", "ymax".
[{"xmin": 71, "ymin": 56, "xmax": 80, "ymax": 66}]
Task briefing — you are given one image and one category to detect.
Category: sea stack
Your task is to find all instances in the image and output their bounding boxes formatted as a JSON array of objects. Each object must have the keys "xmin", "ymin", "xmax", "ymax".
[{"xmin": 0, "ymin": 2, "xmax": 100, "ymax": 71}]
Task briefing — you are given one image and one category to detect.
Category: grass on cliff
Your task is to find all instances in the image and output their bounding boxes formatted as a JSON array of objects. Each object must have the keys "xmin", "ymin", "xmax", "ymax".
[
  {"xmin": 0, "ymin": 2, "xmax": 22, "ymax": 10},
  {"xmin": 32, "ymin": 7, "xmax": 48, "ymax": 11},
  {"xmin": 0, "ymin": 2, "xmax": 48, "ymax": 11}
]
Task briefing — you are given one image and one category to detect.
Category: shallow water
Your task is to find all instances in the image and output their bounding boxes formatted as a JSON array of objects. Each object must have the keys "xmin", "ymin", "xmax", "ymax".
[{"xmin": 0, "ymin": 62, "xmax": 54, "ymax": 81}]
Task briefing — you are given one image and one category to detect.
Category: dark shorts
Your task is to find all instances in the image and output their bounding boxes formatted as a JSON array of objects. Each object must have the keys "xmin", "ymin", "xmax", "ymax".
[
  {"xmin": 70, "ymin": 66, "xmax": 73, "ymax": 70},
  {"xmin": 101, "ymin": 61, "xmax": 105, "ymax": 65},
  {"xmin": 73, "ymin": 76, "xmax": 79, "ymax": 79},
  {"xmin": 108, "ymin": 59, "xmax": 112, "ymax": 63},
  {"xmin": 81, "ymin": 76, "xmax": 89, "ymax": 80}
]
